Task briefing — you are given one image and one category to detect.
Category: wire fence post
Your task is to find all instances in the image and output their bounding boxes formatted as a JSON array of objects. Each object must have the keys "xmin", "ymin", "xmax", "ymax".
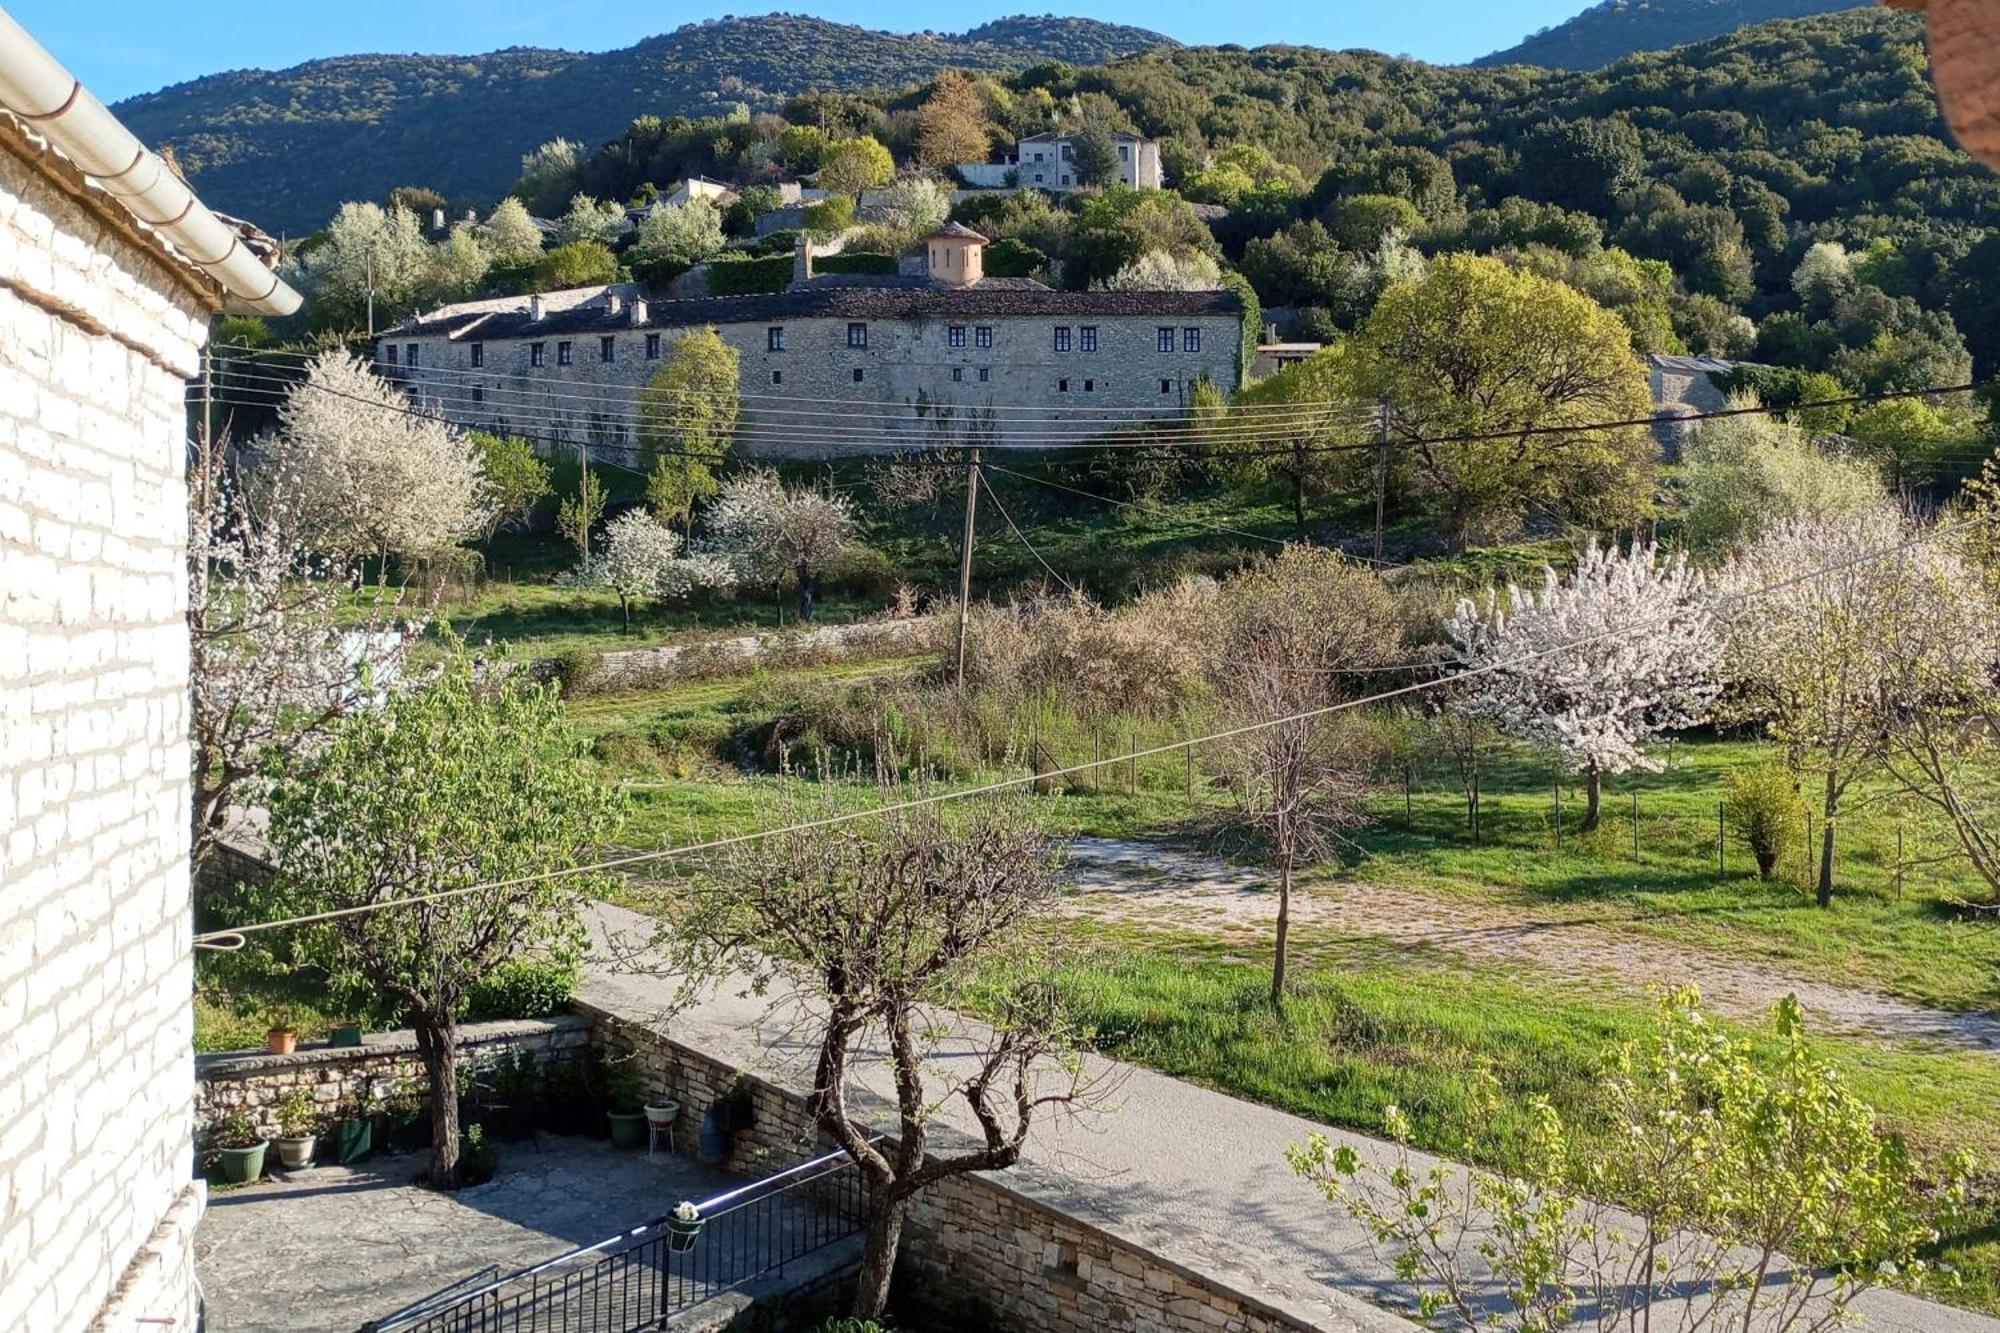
[
  {"xmin": 1631, "ymin": 789, "xmax": 1641, "ymax": 863},
  {"xmin": 1127, "ymin": 728, "xmax": 1138, "ymax": 795},
  {"xmin": 1895, "ymin": 824, "xmax": 1905, "ymax": 901},
  {"xmin": 1804, "ymin": 811, "xmax": 1814, "ymax": 889},
  {"xmin": 1552, "ymin": 774, "xmax": 1561, "ymax": 854},
  {"xmin": 1717, "ymin": 802, "xmax": 1726, "ymax": 876},
  {"xmin": 1184, "ymin": 725, "xmax": 1195, "ymax": 808},
  {"xmin": 1091, "ymin": 730, "xmax": 1101, "ymax": 792}
]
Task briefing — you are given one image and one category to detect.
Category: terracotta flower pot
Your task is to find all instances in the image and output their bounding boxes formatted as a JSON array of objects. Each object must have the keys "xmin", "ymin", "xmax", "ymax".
[
  {"xmin": 1890, "ymin": 0, "xmax": 2000, "ymax": 168},
  {"xmin": 266, "ymin": 1027, "xmax": 299, "ymax": 1055}
]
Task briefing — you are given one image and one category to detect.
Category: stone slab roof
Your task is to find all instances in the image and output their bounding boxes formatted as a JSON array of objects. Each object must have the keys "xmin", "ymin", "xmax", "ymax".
[{"xmin": 391, "ymin": 283, "xmax": 1241, "ymax": 339}]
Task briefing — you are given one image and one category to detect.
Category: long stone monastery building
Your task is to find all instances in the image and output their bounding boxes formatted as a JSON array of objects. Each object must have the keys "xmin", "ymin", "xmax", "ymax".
[{"xmin": 379, "ymin": 225, "xmax": 1246, "ymax": 459}]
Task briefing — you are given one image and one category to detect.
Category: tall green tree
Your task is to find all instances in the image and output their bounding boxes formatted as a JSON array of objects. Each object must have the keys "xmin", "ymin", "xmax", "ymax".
[
  {"xmin": 1345, "ymin": 253, "xmax": 1654, "ymax": 546},
  {"xmin": 258, "ymin": 647, "xmax": 622, "ymax": 1187},
  {"xmin": 817, "ymin": 136, "xmax": 895, "ymax": 196},
  {"xmin": 640, "ymin": 328, "xmax": 741, "ymax": 532}
]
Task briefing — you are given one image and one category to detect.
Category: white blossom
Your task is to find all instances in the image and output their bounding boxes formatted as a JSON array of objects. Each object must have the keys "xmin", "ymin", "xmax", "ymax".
[
  {"xmin": 704, "ymin": 470, "xmax": 858, "ymax": 620},
  {"xmin": 259, "ymin": 350, "xmax": 492, "ymax": 565},
  {"xmin": 1445, "ymin": 541, "xmax": 1721, "ymax": 787},
  {"xmin": 1094, "ymin": 249, "xmax": 1224, "ymax": 291}
]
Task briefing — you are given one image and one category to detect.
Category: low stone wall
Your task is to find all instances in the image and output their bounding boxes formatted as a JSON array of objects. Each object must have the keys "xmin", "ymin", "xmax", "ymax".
[
  {"xmin": 574, "ymin": 999, "xmax": 1315, "ymax": 1333},
  {"xmin": 555, "ymin": 617, "xmax": 928, "ymax": 694},
  {"xmin": 194, "ymin": 1016, "xmax": 589, "ymax": 1146}
]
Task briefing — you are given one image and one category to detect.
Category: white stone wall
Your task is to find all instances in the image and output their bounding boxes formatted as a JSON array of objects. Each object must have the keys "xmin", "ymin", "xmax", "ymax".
[
  {"xmin": 0, "ymin": 141, "xmax": 211, "ymax": 1333},
  {"xmin": 390, "ymin": 310, "xmax": 1242, "ymax": 461}
]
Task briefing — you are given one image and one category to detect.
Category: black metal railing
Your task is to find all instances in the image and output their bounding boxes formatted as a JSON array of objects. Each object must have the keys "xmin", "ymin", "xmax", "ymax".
[{"xmin": 363, "ymin": 1146, "xmax": 873, "ymax": 1333}]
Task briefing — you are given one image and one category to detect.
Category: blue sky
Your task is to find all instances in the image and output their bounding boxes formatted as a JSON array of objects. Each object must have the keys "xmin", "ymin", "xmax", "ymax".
[{"xmin": 9, "ymin": 1, "xmax": 1596, "ymax": 105}]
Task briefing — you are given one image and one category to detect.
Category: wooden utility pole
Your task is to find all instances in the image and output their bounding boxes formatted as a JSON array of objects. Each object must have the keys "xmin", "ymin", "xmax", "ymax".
[
  {"xmin": 1372, "ymin": 402, "xmax": 1390, "ymax": 562},
  {"xmin": 953, "ymin": 448, "xmax": 981, "ymax": 688}
]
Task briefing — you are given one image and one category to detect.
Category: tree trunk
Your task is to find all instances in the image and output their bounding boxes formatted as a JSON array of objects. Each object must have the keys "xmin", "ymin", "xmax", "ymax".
[
  {"xmin": 1290, "ymin": 464, "xmax": 1307, "ymax": 536},
  {"xmin": 1817, "ymin": 769, "xmax": 1839, "ymax": 910},
  {"xmin": 851, "ymin": 1194, "xmax": 908, "ymax": 1318},
  {"xmin": 1271, "ymin": 839, "xmax": 1292, "ymax": 1010},
  {"xmin": 797, "ymin": 562, "xmax": 816, "ymax": 622},
  {"xmin": 620, "ymin": 595, "xmax": 631, "ymax": 632},
  {"xmin": 1579, "ymin": 764, "xmax": 1603, "ymax": 834},
  {"xmin": 413, "ymin": 1012, "xmax": 461, "ymax": 1189}
]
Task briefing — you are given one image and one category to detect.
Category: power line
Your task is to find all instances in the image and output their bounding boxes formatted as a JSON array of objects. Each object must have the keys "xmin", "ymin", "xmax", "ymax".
[
  {"xmin": 978, "ymin": 470, "xmax": 1078, "ymax": 595},
  {"xmin": 190, "ymin": 506, "xmax": 1992, "ymax": 952}
]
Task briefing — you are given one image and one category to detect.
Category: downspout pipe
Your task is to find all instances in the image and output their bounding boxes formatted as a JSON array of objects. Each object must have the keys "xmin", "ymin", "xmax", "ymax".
[{"xmin": 0, "ymin": 5, "xmax": 301, "ymax": 316}]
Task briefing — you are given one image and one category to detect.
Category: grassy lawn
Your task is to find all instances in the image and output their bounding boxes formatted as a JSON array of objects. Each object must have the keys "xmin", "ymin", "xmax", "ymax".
[
  {"xmin": 1013, "ymin": 921, "xmax": 2000, "ymax": 1312},
  {"xmin": 1343, "ymin": 735, "xmax": 2000, "ymax": 1012}
]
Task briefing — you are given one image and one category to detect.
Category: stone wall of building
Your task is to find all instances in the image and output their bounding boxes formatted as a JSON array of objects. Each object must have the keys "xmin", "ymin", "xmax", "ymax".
[
  {"xmin": 390, "ymin": 308, "xmax": 1242, "ymax": 461},
  {"xmin": 0, "ymin": 137, "xmax": 213, "ymax": 1333},
  {"xmin": 193, "ymin": 1017, "xmax": 590, "ymax": 1148},
  {"xmin": 575, "ymin": 1000, "xmax": 1318, "ymax": 1333}
]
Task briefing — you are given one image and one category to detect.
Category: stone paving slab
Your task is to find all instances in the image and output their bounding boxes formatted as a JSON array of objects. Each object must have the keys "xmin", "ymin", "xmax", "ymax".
[{"xmin": 194, "ymin": 1136, "xmax": 736, "ymax": 1333}]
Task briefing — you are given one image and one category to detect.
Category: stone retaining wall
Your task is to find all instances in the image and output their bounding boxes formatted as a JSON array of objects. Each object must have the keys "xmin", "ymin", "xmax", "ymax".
[
  {"xmin": 555, "ymin": 616, "xmax": 927, "ymax": 694},
  {"xmin": 575, "ymin": 999, "xmax": 1316, "ymax": 1333},
  {"xmin": 193, "ymin": 1016, "xmax": 589, "ymax": 1146}
]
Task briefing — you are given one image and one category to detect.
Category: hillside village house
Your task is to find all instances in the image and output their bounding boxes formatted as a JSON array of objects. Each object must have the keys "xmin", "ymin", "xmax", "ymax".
[
  {"xmin": 380, "ymin": 224, "xmax": 1244, "ymax": 458},
  {"xmin": 0, "ymin": 11, "xmax": 298, "ymax": 1331},
  {"xmin": 1013, "ymin": 131, "xmax": 1164, "ymax": 192}
]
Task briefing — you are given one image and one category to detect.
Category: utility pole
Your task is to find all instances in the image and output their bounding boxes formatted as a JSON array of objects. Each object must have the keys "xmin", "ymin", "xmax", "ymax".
[
  {"xmin": 1372, "ymin": 402, "xmax": 1389, "ymax": 562},
  {"xmin": 953, "ymin": 448, "xmax": 981, "ymax": 688}
]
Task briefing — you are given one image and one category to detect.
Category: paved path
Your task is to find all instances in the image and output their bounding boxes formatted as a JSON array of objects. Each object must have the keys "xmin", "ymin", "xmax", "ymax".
[
  {"xmin": 583, "ymin": 901, "xmax": 2000, "ymax": 1333},
  {"xmin": 196, "ymin": 1136, "xmax": 737, "ymax": 1332},
  {"xmin": 1066, "ymin": 837, "xmax": 2000, "ymax": 1053}
]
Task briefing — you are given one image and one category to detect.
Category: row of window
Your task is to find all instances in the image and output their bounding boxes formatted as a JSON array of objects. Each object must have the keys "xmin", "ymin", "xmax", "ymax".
[
  {"xmin": 390, "ymin": 321, "xmax": 1207, "ymax": 370},
  {"xmin": 450, "ymin": 371, "xmax": 1190, "ymax": 403}
]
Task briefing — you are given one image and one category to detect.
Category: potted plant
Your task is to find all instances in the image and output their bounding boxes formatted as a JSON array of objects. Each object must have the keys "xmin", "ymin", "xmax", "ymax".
[
  {"xmin": 458, "ymin": 1123, "xmax": 499, "ymax": 1186},
  {"xmin": 273, "ymin": 1088, "xmax": 321, "ymax": 1169},
  {"xmin": 644, "ymin": 1098, "xmax": 681, "ymax": 1135},
  {"xmin": 213, "ymin": 1113, "xmax": 268, "ymax": 1184},
  {"xmin": 265, "ymin": 1010, "xmax": 300, "ymax": 1055},
  {"xmin": 491, "ymin": 1049, "xmax": 541, "ymax": 1141},
  {"xmin": 605, "ymin": 1061, "xmax": 649, "ymax": 1149},
  {"xmin": 666, "ymin": 1200, "xmax": 703, "ymax": 1252},
  {"xmin": 330, "ymin": 1092, "xmax": 373, "ymax": 1164}
]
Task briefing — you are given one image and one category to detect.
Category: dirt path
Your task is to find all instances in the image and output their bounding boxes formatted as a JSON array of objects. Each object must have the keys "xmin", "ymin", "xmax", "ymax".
[{"xmin": 1063, "ymin": 837, "xmax": 2000, "ymax": 1054}]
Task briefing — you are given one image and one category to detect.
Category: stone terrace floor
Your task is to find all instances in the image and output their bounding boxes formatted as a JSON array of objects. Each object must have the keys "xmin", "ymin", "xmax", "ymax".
[{"xmin": 195, "ymin": 1135, "xmax": 736, "ymax": 1333}]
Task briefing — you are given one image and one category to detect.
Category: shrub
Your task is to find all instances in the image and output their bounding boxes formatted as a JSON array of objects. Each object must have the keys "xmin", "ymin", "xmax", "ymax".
[
  {"xmin": 464, "ymin": 959, "xmax": 578, "ymax": 1023},
  {"xmin": 458, "ymin": 1124, "xmax": 498, "ymax": 1185},
  {"xmin": 546, "ymin": 647, "xmax": 602, "ymax": 696},
  {"xmin": 1724, "ymin": 761, "xmax": 1806, "ymax": 879},
  {"xmin": 275, "ymin": 1088, "xmax": 320, "ymax": 1139},
  {"xmin": 824, "ymin": 543, "xmax": 901, "ymax": 599},
  {"xmin": 706, "ymin": 254, "xmax": 794, "ymax": 295}
]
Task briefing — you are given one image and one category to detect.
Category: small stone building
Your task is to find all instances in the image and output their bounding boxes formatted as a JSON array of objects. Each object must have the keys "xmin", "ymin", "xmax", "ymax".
[
  {"xmin": 1014, "ymin": 131, "xmax": 1164, "ymax": 192},
  {"xmin": 381, "ymin": 226, "xmax": 1245, "ymax": 459},
  {"xmin": 0, "ymin": 13, "xmax": 296, "ymax": 1332}
]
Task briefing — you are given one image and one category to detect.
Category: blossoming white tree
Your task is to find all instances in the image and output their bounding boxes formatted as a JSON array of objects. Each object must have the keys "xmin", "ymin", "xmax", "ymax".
[
  {"xmin": 1446, "ymin": 541, "xmax": 1721, "ymax": 832},
  {"xmin": 629, "ymin": 198, "xmax": 726, "ymax": 272},
  {"xmin": 578, "ymin": 509, "xmax": 738, "ymax": 629},
  {"xmin": 259, "ymin": 351, "xmax": 492, "ymax": 575},
  {"xmin": 705, "ymin": 470, "xmax": 858, "ymax": 621}
]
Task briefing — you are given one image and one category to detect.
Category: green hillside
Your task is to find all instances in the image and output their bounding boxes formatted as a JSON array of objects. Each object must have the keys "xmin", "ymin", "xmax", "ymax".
[
  {"xmin": 1478, "ymin": 0, "xmax": 1866, "ymax": 70},
  {"xmin": 113, "ymin": 14, "xmax": 1174, "ymax": 233}
]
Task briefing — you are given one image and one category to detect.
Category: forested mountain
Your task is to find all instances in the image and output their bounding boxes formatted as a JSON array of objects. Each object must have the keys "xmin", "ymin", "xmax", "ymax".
[
  {"xmin": 1477, "ymin": 0, "xmax": 1865, "ymax": 70},
  {"xmin": 113, "ymin": 15, "xmax": 1174, "ymax": 233}
]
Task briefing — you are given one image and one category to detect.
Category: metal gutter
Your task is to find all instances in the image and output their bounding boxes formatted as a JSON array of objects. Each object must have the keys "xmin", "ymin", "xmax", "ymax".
[{"xmin": 0, "ymin": 5, "xmax": 301, "ymax": 315}]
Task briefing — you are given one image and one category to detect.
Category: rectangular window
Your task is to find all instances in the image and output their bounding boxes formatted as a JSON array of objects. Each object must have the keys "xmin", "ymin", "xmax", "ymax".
[
  {"xmin": 530, "ymin": 342, "xmax": 545, "ymax": 367},
  {"xmin": 951, "ymin": 367, "xmax": 963, "ymax": 382},
  {"xmin": 1120, "ymin": 145, "xmax": 1130, "ymax": 160},
  {"xmin": 1160, "ymin": 378, "xmax": 1173, "ymax": 394},
  {"xmin": 1033, "ymin": 173, "xmax": 1045, "ymax": 184},
  {"xmin": 948, "ymin": 325, "xmax": 966, "ymax": 348},
  {"xmin": 1084, "ymin": 379, "xmax": 1095, "ymax": 392},
  {"xmin": 975, "ymin": 325, "xmax": 993, "ymax": 349},
  {"xmin": 768, "ymin": 326, "xmax": 785, "ymax": 351},
  {"xmin": 1053, "ymin": 326, "xmax": 1071, "ymax": 353},
  {"xmin": 470, "ymin": 342, "xmax": 484, "ymax": 368},
  {"xmin": 645, "ymin": 333, "xmax": 662, "ymax": 360},
  {"xmin": 1157, "ymin": 327, "xmax": 1174, "ymax": 353},
  {"xmin": 1058, "ymin": 378, "xmax": 1070, "ymax": 393},
  {"xmin": 471, "ymin": 385, "xmax": 484, "ymax": 405},
  {"xmin": 1183, "ymin": 327, "xmax": 1202, "ymax": 353},
  {"xmin": 557, "ymin": 341, "xmax": 573, "ymax": 366},
  {"xmin": 772, "ymin": 370, "xmax": 783, "ymax": 385},
  {"xmin": 1080, "ymin": 326, "xmax": 1098, "ymax": 353},
  {"xmin": 384, "ymin": 344, "xmax": 398, "ymax": 366},
  {"xmin": 1061, "ymin": 145, "xmax": 1073, "ymax": 160},
  {"xmin": 853, "ymin": 367, "xmax": 865, "ymax": 383},
  {"xmin": 978, "ymin": 367, "xmax": 990, "ymax": 382},
  {"xmin": 1060, "ymin": 175, "xmax": 1071, "ymax": 187},
  {"xmin": 406, "ymin": 344, "xmax": 419, "ymax": 367},
  {"xmin": 847, "ymin": 322, "xmax": 868, "ymax": 349},
  {"xmin": 600, "ymin": 336, "xmax": 615, "ymax": 363}
]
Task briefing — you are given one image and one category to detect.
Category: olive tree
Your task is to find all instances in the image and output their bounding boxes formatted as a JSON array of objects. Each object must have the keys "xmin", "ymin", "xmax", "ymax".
[
  {"xmin": 1290, "ymin": 988, "xmax": 1962, "ymax": 1333},
  {"xmin": 1445, "ymin": 542, "xmax": 1721, "ymax": 833},
  {"xmin": 257, "ymin": 648, "xmax": 622, "ymax": 1187},
  {"xmin": 671, "ymin": 788, "xmax": 1099, "ymax": 1318},
  {"xmin": 1205, "ymin": 548, "xmax": 1405, "ymax": 1006}
]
